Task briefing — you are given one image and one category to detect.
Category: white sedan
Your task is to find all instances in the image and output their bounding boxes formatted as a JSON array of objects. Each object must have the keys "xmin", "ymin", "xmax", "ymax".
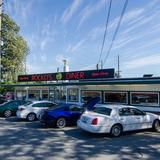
[
  {"xmin": 16, "ymin": 101, "xmax": 57, "ymax": 121},
  {"xmin": 77, "ymin": 104, "xmax": 160, "ymax": 137}
]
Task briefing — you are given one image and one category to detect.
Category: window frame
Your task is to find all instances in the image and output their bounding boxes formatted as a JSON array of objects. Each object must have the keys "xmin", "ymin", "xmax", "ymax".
[
  {"xmin": 67, "ymin": 88, "xmax": 79, "ymax": 102},
  {"xmin": 81, "ymin": 90, "xmax": 102, "ymax": 103},
  {"xmin": 104, "ymin": 91, "xmax": 128, "ymax": 105},
  {"xmin": 130, "ymin": 92, "xmax": 159, "ymax": 107}
]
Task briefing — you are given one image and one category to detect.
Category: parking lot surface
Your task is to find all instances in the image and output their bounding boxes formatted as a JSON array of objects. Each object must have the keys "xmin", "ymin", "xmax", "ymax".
[{"xmin": 0, "ymin": 117, "xmax": 160, "ymax": 160}]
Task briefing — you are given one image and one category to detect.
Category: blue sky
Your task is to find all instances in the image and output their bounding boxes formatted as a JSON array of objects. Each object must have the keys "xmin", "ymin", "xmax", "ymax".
[{"xmin": 4, "ymin": 0, "xmax": 160, "ymax": 77}]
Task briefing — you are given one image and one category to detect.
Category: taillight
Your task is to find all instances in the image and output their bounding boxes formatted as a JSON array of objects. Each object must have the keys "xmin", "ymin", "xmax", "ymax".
[
  {"xmin": 19, "ymin": 108, "xmax": 25, "ymax": 111},
  {"xmin": 91, "ymin": 118, "xmax": 98, "ymax": 125}
]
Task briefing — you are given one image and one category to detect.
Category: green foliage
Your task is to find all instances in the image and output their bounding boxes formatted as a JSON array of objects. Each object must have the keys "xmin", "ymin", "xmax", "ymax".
[
  {"xmin": 1, "ymin": 14, "xmax": 29, "ymax": 82},
  {"xmin": 0, "ymin": 82, "xmax": 15, "ymax": 94}
]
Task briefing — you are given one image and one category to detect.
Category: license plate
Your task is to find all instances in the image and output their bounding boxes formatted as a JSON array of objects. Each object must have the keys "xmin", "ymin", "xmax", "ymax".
[{"xmin": 82, "ymin": 116, "xmax": 88, "ymax": 123}]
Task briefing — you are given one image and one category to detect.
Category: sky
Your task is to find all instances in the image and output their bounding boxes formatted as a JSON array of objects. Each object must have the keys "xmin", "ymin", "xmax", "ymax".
[{"xmin": 3, "ymin": 0, "xmax": 160, "ymax": 77}]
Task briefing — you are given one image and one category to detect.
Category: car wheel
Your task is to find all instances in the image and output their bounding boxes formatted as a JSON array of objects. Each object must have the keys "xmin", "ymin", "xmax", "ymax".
[
  {"xmin": 27, "ymin": 113, "xmax": 36, "ymax": 122},
  {"xmin": 152, "ymin": 119, "xmax": 160, "ymax": 132},
  {"xmin": 110, "ymin": 124, "xmax": 122, "ymax": 137},
  {"xmin": 3, "ymin": 110, "xmax": 12, "ymax": 118},
  {"xmin": 56, "ymin": 117, "xmax": 66, "ymax": 128}
]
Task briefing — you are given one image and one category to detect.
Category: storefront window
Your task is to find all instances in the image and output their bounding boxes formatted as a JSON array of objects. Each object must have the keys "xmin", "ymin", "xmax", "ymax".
[
  {"xmin": 104, "ymin": 92, "xmax": 127, "ymax": 104},
  {"xmin": 42, "ymin": 90, "xmax": 49, "ymax": 100},
  {"xmin": 16, "ymin": 90, "xmax": 27, "ymax": 100},
  {"xmin": 28, "ymin": 90, "xmax": 40, "ymax": 100},
  {"xmin": 49, "ymin": 90, "xmax": 55, "ymax": 101},
  {"xmin": 131, "ymin": 92, "xmax": 159, "ymax": 106},
  {"xmin": 49, "ymin": 87, "xmax": 66, "ymax": 103},
  {"xmin": 81, "ymin": 91, "xmax": 101, "ymax": 103},
  {"xmin": 67, "ymin": 88, "xmax": 79, "ymax": 102}
]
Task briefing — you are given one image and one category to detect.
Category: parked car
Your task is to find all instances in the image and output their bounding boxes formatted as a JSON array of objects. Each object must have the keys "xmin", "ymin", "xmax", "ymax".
[
  {"xmin": 0, "ymin": 100, "xmax": 30, "ymax": 117},
  {"xmin": 39, "ymin": 103, "xmax": 84, "ymax": 128},
  {"xmin": 78, "ymin": 104, "xmax": 160, "ymax": 137},
  {"xmin": 0, "ymin": 96, "xmax": 6, "ymax": 105},
  {"xmin": 16, "ymin": 101, "xmax": 57, "ymax": 121}
]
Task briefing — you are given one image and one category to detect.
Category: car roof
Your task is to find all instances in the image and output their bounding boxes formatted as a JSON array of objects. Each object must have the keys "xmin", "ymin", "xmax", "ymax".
[
  {"xmin": 56, "ymin": 103, "xmax": 81, "ymax": 107},
  {"xmin": 94, "ymin": 104, "xmax": 137, "ymax": 110},
  {"xmin": 32, "ymin": 101, "xmax": 55, "ymax": 104}
]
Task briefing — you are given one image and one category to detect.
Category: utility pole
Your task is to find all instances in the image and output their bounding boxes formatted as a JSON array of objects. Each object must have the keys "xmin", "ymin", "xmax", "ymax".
[
  {"xmin": 0, "ymin": 0, "xmax": 3, "ymax": 82},
  {"xmin": 101, "ymin": 60, "xmax": 103, "ymax": 69},
  {"xmin": 117, "ymin": 54, "xmax": 121, "ymax": 78}
]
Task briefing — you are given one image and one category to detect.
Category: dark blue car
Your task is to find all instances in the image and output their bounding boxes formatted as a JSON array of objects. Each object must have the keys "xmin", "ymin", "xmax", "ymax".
[{"xmin": 39, "ymin": 103, "xmax": 84, "ymax": 128}]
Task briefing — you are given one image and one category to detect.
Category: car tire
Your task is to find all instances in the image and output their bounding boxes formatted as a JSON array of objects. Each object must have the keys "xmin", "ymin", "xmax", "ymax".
[
  {"xmin": 3, "ymin": 110, "xmax": 12, "ymax": 118},
  {"xmin": 56, "ymin": 117, "xmax": 66, "ymax": 128},
  {"xmin": 27, "ymin": 113, "xmax": 36, "ymax": 122},
  {"xmin": 110, "ymin": 124, "xmax": 122, "ymax": 137},
  {"xmin": 152, "ymin": 119, "xmax": 160, "ymax": 132}
]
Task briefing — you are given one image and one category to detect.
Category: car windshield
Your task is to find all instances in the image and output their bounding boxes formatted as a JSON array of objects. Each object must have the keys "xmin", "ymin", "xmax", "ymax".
[
  {"xmin": 92, "ymin": 107, "xmax": 112, "ymax": 116},
  {"xmin": 24, "ymin": 101, "xmax": 33, "ymax": 106}
]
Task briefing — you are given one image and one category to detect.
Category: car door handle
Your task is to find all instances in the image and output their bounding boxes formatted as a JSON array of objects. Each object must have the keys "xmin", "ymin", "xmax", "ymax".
[
  {"xmin": 120, "ymin": 118, "xmax": 124, "ymax": 120},
  {"xmin": 136, "ymin": 117, "xmax": 141, "ymax": 119}
]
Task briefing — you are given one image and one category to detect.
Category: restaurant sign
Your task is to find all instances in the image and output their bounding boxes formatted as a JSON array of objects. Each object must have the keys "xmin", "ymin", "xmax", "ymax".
[{"xmin": 18, "ymin": 68, "xmax": 115, "ymax": 82}]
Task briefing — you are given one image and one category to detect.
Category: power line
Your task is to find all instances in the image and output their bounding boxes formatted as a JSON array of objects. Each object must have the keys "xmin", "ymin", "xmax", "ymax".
[
  {"xmin": 103, "ymin": 0, "xmax": 128, "ymax": 66},
  {"xmin": 97, "ymin": 0, "xmax": 113, "ymax": 68}
]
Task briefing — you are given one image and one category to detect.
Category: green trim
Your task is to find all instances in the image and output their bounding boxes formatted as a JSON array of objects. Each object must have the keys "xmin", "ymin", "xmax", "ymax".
[{"xmin": 1, "ymin": 80, "xmax": 160, "ymax": 87}]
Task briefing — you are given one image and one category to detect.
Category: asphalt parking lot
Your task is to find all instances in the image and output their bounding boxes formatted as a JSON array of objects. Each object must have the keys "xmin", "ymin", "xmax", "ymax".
[{"xmin": 0, "ymin": 117, "xmax": 159, "ymax": 160}]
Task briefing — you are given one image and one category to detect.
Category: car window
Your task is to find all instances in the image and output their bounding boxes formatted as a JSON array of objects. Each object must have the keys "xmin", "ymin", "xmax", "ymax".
[
  {"xmin": 130, "ymin": 108, "xmax": 145, "ymax": 116},
  {"xmin": 45, "ymin": 102, "xmax": 56, "ymax": 108},
  {"xmin": 70, "ymin": 105, "xmax": 83, "ymax": 112},
  {"xmin": 53, "ymin": 106, "xmax": 69, "ymax": 111},
  {"xmin": 119, "ymin": 108, "xmax": 133, "ymax": 116},
  {"xmin": 32, "ymin": 103, "xmax": 45, "ymax": 108},
  {"xmin": 92, "ymin": 107, "xmax": 112, "ymax": 116}
]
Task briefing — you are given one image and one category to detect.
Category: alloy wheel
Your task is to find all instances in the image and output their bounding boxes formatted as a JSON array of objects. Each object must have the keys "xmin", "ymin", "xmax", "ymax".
[
  {"xmin": 154, "ymin": 120, "xmax": 160, "ymax": 131},
  {"xmin": 111, "ymin": 125, "xmax": 122, "ymax": 137},
  {"xmin": 27, "ymin": 113, "xmax": 36, "ymax": 122},
  {"xmin": 4, "ymin": 110, "xmax": 12, "ymax": 118},
  {"xmin": 56, "ymin": 118, "xmax": 66, "ymax": 128}
]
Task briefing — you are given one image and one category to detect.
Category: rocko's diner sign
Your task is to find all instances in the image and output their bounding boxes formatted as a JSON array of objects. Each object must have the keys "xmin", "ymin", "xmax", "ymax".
[{"xmin": 18, "ymin": 68, "xmax": 115, "ymax": 82}]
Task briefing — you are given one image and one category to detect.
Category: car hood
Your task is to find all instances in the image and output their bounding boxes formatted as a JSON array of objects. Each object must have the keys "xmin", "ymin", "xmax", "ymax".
[
  {"xmin": 83, "ymin": 97, "xmax": 100, "ymax": 111},
  {"xmin": 146, "ymin": 112, "xmax": 159, "ymax": 118}
]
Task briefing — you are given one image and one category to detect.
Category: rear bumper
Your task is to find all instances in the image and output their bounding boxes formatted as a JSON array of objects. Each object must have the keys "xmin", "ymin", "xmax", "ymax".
[{"xmin": 77, "ymin": 120, "xmax": 110, "ymax": 133}]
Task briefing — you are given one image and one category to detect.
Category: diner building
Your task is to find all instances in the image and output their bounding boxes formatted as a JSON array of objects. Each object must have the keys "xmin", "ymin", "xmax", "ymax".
[{"xmin": 14, "ymin": 69, "xmax": 160, "ymax": 114}]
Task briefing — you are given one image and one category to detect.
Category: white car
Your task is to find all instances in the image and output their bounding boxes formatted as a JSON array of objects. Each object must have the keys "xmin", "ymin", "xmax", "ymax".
[
  {"xmin": 16, "ymin": 101, "xmax": 57, "ymax": 121},
  {"xmin": 77, "ymin": 104, "xmax": 160, "ymax": 137}
]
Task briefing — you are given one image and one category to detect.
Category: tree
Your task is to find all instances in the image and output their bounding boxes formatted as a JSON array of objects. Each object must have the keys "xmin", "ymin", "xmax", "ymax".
[{"xmin": 1, "ymin": 13, "xmax": 29, "ymax": 82}]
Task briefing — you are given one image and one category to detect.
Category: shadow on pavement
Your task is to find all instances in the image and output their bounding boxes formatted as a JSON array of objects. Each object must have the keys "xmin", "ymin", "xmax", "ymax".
[{"xmin": 0, "ymin": 118, "xmax": 160, "ymax": 160}]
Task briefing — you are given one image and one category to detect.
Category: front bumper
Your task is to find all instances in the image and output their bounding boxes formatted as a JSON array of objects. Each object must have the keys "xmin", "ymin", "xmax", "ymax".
[
  {"xmin": 16, "ymin": 111, "xmax": 27, "ymax": 119},
  {"xmin": 39, "ymin": 114, "xmax": 56, "ymax": 126}
]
